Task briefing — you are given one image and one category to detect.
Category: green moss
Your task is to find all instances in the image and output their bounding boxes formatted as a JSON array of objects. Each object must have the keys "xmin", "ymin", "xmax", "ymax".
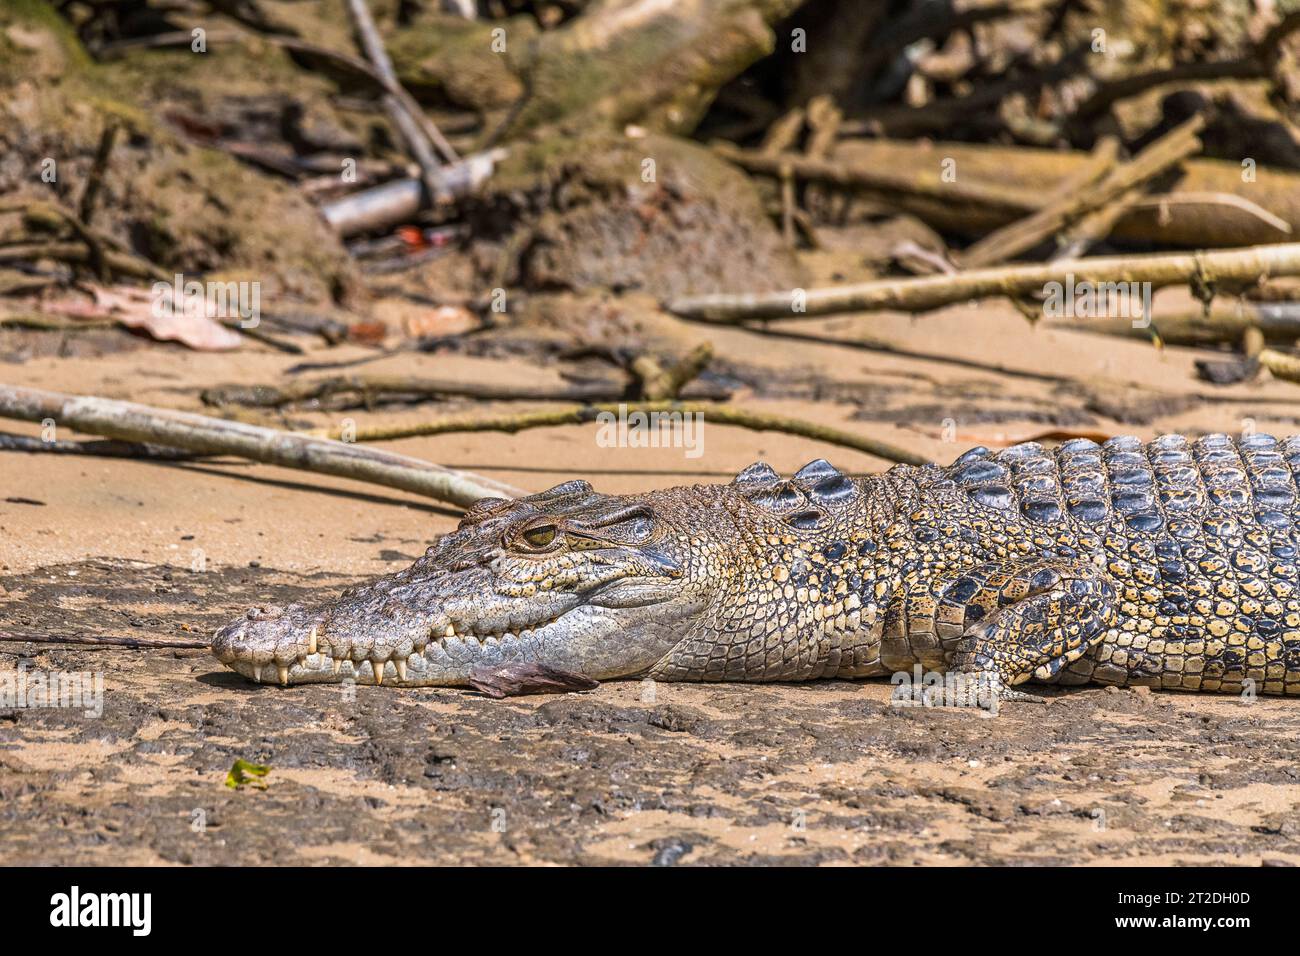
[
  {"xmin": 0, "ymin": 0, "xmax": 92, "ymax": 84},
  {"xmin": 388, "ymin": 13, "xmax": 534, "ymax": 112}
]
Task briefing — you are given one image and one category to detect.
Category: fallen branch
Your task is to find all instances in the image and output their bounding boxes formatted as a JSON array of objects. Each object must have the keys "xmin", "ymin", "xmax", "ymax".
[
  {"xmin": 629, "ymin": 343, "xmax": 715, "ymax": 401},
  {"xmin": 1043, "ymin": 297, "xmax": 1300, "ymax": 346},
  {"xmin": 319, "ymin": 150, "xmax": 505, "ymax": 236},
  {"xmin": 667, "ymin": 242, "xmax": 1300, "ymax": 322},
  {"xmin": 768, "ymin": 138, "xmax": 1300, "ymax": 247},
  {"xmin": 345, "ymin": 0, "xmax": 455, "ymax": 205},
  {"xmin": 0, "ymin": 385, "xmax": 522, "ymax": 507},
  {"xmin": 713, "ymin": 141, "xmax": 1031, "ymax": 211},
  {"xmin": 199, "ymin": 364, "xmax": 730, "ymax": 410},
  {"xmin": 0, "ymin": 312, "xmax": 115, "ymax": 331},
  {"xmin": 1051, "ymin": 121, "xmax": 1210, "ymax": 260},
  {"xmin": 0, "ymin": 431, "xmax": 201, "ymax": 460},
  {"xmin": 306, "ymin": 402, "xmax": 931, "ymax": 466},
  {"xmin": 957, "ymin": 116, "xmax": 1203, "ymax": 268},
  {"xmin": 0, "ymin": 630, "xmax": 209, "ymax": 650}
]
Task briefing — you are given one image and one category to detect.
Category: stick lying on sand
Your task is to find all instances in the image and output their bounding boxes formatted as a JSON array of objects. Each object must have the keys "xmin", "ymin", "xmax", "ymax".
[
  {"xmin": 306, "ymin": 401, "xmax": 931, "ymax": 467},
  {"xmin": 667, "ymin": 242, "xmax": 1300, "ymax": 322},
  {"xmin": 0, "ymin": 384, "xmax": 522, "ymax": 508},
  {"xmin": 0, "ymin": 630, "xmax": 209, "ymax": 650}
]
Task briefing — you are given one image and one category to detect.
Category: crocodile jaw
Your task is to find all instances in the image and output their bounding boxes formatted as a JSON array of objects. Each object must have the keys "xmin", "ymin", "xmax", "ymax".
[{"xmin": 210, "ymin": 596, "xmax": 688, "ymax": 687}]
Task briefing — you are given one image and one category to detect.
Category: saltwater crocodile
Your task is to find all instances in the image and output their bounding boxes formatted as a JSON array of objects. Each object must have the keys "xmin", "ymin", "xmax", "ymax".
[{"xmin": 211, "ymin": 433, "xmax": 1300, "ymax": 697}]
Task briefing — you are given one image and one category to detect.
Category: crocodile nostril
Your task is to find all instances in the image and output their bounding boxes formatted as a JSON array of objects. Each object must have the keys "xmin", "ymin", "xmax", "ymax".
[{"xmin": 247, "ymin": 606, "xmax": 283, "ymax": 622}]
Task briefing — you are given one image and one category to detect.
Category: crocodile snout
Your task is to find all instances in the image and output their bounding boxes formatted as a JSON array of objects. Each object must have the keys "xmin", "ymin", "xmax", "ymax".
[{"xmin": 212, "ymin": 602, "xmax": 321, "ymax": 684}]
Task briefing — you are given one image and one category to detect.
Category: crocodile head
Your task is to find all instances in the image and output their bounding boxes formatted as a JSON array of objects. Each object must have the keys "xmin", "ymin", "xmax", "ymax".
[{"xmin": 210, "ymin": 479, "xmax": 735, "ymax": 687}]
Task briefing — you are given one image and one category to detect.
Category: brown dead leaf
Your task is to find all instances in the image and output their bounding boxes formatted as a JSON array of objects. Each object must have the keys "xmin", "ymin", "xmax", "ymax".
[{"xmin": 43, "ymin": 284, "xmax": 243, "ymax": 351}]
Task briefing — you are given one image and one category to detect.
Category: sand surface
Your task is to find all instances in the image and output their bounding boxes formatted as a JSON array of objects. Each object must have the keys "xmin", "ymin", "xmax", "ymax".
[{"xmin": 4, "ymin": 300, "xmax": 1300, "ymax": 865}]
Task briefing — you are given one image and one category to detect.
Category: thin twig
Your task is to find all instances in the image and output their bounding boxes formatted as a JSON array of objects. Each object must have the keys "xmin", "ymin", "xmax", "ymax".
[
  {"xmin": 78, "ymin": 123, "xmax": 120, "ymax": 227},
  {"xmin": 0, "ymin": 630, "xmax": 210, "ymax": 650},
  {"xmin": 306, "ymin": 402, "xmax": 931, "ymax": 466}
]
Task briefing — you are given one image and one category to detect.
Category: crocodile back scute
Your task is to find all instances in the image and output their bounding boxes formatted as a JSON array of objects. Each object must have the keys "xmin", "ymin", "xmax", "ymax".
[{"xmin": 943, "ymin": 433, "xmax": 1300, "ymax": 693}]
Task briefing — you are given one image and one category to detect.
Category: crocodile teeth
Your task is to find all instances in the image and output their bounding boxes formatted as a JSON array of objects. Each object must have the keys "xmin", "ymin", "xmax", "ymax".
[
  {"xmin": 332, "ymin": 658, "xmax": 342, "ymax": 676},
  {"xmin": 395, "ymin": 658, "xmax": 407, "ymax": 682},
  {"xmin": 252, "ymin": 664, "xmax": 263, "ymax": 684},
  {"xmin": 308, "ymin": 626, "xmax": 318, "ymax": 655},
  {"xmin": 373, "ymin": 662, "xmax": 384, "ymax": 685},
  {"xmin": 445, "ymin": 624, "xmax": 456, "ymax": 637},
  {"xmin": 277, "ymin": 665, "xmax": 289, "ymax": 686}
]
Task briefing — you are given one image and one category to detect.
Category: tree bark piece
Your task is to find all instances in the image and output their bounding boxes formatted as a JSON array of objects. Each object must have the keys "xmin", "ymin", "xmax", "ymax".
[
  {"xmin": 0, "ymin": 385, "xmax": 522, "ymax": 507},
  {"xmin": 668, "ymin": 243, "xmax": 1300, "ymax": 322}
]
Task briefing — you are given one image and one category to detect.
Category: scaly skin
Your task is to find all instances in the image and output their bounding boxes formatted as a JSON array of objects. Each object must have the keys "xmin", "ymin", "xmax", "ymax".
[{"xmin": 211, "ymin": 433, "xmax": 1300, "ymax": 696}]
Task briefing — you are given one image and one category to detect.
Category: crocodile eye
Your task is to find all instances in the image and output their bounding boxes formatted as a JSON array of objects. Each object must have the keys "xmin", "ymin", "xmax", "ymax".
[{"xmin": 520, "ymin": 524, "xmax": 558, "ymax": 549}]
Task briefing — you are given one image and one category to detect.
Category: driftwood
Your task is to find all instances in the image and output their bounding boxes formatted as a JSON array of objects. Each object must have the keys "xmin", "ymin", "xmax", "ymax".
[
  {"xmin": 345, "ymin": 0, "xmax": 455, "ymax": 205},
  {"xmin": 199, "ymin": 370, "xmax": 730, "ymax": 410},
  {"xmin": 1044, "ymin": 297, "xmax": 1300, "ymax": 347},
  {"xmin": 319, "ymin": 150, "xmax": 505, "ymax": 236},
  {"xmin": 800, "ymin": 139, "xmax": 1300, "ymax": 248},
  {"xmin": 307, "ymin": 402, "xmax": 931, "ymax": 467},
  {"xmin": 630, "ymin": 343, "xmax": 716, "ymax": 402},
  {"xmin": 956, "ymin": 117, "xmax": 1204, "ymax": 268},
  {"xmin": 0, "ymin": 385, "xmax": 522, "ymax": 507},
  {"xmin": 668, "ymin": 243, "xmax": 1300, "ymax": 322}
]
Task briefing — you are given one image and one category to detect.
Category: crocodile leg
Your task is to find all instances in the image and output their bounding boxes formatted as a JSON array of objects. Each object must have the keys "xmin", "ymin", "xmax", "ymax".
[
  {"xmin": 888, "ymin": 559, "xmax": 1119, "ymax": 699},
  {"xmin": 945, "ymin": 560, "xmax": 1119, "ymax": 692}
]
